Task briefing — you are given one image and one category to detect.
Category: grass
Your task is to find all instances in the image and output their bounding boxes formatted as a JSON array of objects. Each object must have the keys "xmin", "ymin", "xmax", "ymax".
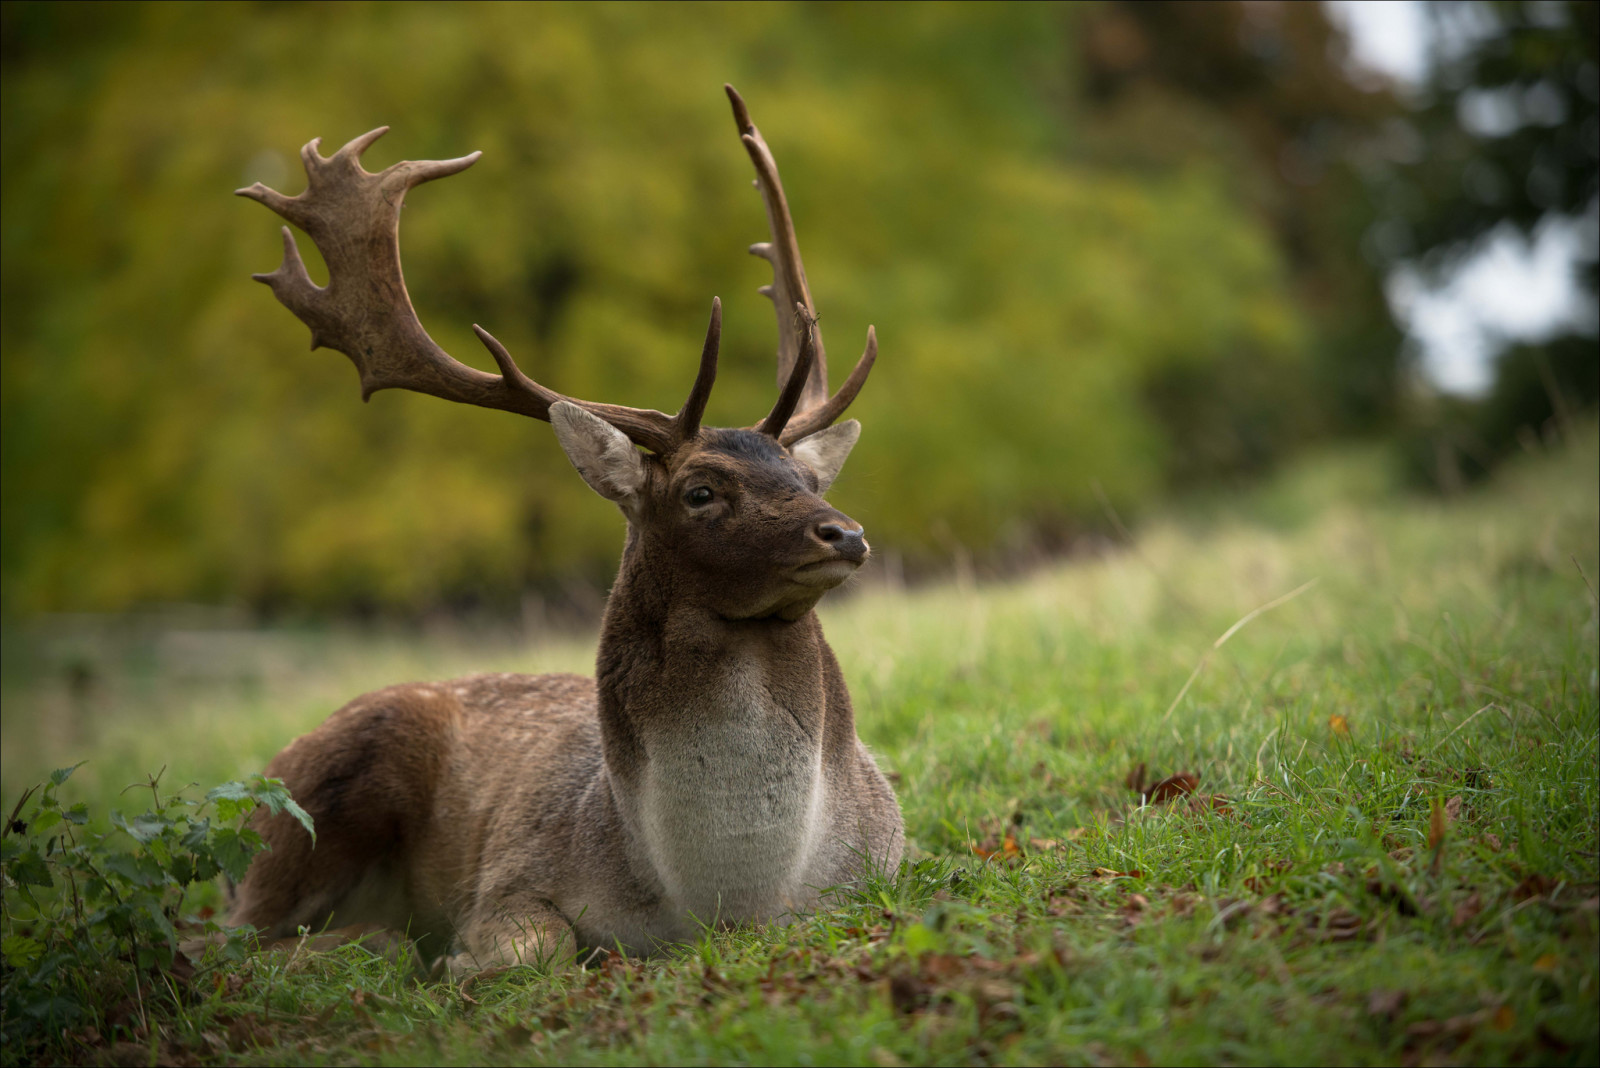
[{"xmin": 3, "ymin": 426, "xmax": 1597, "ymax": 1066}]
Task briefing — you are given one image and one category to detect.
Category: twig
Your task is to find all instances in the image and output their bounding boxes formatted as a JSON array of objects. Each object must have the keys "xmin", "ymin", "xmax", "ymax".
[
  {"xmin": 3, "ymin": 785, "xmax": 38, "ymax": 836},
  {"xmin": 1161, "ymin": 578, "xmax": 1320, "ymax": 723}
]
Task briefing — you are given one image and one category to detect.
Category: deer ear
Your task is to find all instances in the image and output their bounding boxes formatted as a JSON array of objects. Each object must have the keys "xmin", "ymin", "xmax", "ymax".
[
  {"xmin": 790, "ymin": 419, "xmax": 860, "ymax": 493},
  {"xmin": 550, "ymin": 402, "xmax": 647, "ymax": 507}
]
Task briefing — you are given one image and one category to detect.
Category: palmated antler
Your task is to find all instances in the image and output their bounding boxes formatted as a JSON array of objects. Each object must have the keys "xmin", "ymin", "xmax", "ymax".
[
  {"xmin": 237, "ymin": 127, "xmax": 719, "ymax": 456},
  {"xmin": 726, "ymin": 85, "xmax": 877, "ymax": 445}
]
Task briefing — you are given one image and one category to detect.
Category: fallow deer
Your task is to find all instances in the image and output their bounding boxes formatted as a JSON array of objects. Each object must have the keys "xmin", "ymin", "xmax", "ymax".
[{"xmin": 230, "ymin": 87, "xmax": 903, "ymax": 972}]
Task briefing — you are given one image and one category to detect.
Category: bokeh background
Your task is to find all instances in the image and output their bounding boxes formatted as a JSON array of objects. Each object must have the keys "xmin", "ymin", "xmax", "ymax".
[{"xmin": 2, "ymin": 0, "xmax": 1596, "ymax": 620}]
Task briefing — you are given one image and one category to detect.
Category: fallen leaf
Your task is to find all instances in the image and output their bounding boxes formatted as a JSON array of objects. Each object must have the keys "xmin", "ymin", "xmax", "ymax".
[
  {"xmin": 1482, "ymin": 832, "xmax": 1502, "ymax": 852},
  {"xmin": 973, "ymin": 827, "xmax": 1023, "ymax": 864},
  {"xmin": 1444, "ymin": 795, "xmax": 1463, "ymax": 822},
  {"xmin": 1145, "ymin": 772, "xmax": 1200, "ymax": 804},
  {"xmin": 1329, "ymin": 714, "xmax": 1350, "ymax": 736},
  {"xmin": 1532, "ymin": 953, "xmax": 1558, "ymax": 972},
  {"xmin": 1089, "ymin": 867, "xmax": 1142, "ymax": 880}
]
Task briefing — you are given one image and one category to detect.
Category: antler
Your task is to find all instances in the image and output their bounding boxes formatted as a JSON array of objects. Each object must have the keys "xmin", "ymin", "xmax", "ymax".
[
  {"xmin": 237, "ymin": 127, "xmax": 719, "ymax": 456},
  {"xmin": 726, "ymin": 85, "xmax": 877, "ymax": 446}
]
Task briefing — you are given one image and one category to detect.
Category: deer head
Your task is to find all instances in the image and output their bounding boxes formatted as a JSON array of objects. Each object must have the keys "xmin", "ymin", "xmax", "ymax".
[{"xmin": 238, "ymin": 85, "xmax": 877, "ymax": 621}]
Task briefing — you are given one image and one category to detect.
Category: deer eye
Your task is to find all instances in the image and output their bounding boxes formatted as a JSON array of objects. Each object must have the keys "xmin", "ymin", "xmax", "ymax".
[{"xmin": 686, "ymin": 486, "xmax": 714, "ymax": 507}]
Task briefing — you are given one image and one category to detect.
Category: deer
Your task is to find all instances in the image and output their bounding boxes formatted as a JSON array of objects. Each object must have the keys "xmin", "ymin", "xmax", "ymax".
[{"xmin": 228, "ymin": 86, "xmax": 904, "ymax": 974}]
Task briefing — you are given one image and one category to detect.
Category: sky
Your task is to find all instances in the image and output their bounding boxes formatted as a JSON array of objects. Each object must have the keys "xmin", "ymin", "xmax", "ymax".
[{"xmin": 1325, "ymin": 0, "xmax": 1592, "ymax": 395}]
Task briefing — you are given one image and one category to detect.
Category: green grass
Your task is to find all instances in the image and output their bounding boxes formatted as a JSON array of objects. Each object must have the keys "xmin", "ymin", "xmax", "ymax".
[{"xmin": 3, "ymin": 427, "xmax": 1597, "ymax": 1066}]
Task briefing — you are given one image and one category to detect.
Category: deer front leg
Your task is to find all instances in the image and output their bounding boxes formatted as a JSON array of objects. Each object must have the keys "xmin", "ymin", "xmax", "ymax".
[{"xmin": 441, "ymin": 892, "xmax": 576, "ymax": 977}]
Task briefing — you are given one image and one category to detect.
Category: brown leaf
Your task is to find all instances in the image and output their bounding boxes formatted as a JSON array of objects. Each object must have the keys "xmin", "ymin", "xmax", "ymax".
[
  {"xmin": 1146, "ymin": 772, "xmax": 1200, "ymax": 804},
  {"xmin": 1444, "ymin": 795, "xmax": 1463, "ymax": 822},
  {"xmin": 972, "ymin": 828, "xmax": 1023, "ymax": 864},
  {"xmin": 1089, "ymin": 867, "xmax": 1142, "ymax": 880},
  {"xmin": 1329, "ymin": 714, "xmax": 1351, "ymax": 736},
  {"xmin": 1532, "ymin": 953, "xmax": 1559, "ymax": 972},
  {"xmin": 1481, "ymin": 832, "xmax": 1502, "ymax": 852}
]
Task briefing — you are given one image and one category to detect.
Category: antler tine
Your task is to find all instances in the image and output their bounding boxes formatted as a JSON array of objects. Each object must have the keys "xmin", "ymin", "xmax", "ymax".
[
  {"xmin": 726, "ymin": 84, "xmax": 829, "ymax": 414},
  {"xmin": 673, "ymin": 298, "xmax": 722, "ymax": 442},
  {"xmin": 240, "ymin": 127, "xmax": 695, "ymax": 456},
  {"xmin": 758, "ymin": 304, "xmax": 819, "ymax": 439},
  {"xmin": 778, "ymin": 325, "xmax": 877, "ymax": 446}
]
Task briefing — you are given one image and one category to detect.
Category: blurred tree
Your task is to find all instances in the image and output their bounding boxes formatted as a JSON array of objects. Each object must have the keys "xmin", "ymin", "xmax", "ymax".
[
  {"xmin": 1075, "ymin": 0, "xmax": 1409, "ymax": 458},
  {"xmin": 0, "ymin": 1, "xmax": 1400, "ymax": 616},
  {"xmin": 1373, "ymin": 0, "xmax": 1599, "ymax": 485}
]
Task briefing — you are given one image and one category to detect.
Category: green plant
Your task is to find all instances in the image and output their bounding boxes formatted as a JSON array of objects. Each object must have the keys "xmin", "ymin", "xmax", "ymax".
[{"xmin": 0, "ymin": 764, "xmax": 312, "ymax": 1055}]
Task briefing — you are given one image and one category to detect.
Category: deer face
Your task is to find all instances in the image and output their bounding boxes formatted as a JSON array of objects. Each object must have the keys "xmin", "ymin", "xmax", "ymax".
[{"xmin": 551, "ymin": 404, "xmax": 864, "ymax": 621}]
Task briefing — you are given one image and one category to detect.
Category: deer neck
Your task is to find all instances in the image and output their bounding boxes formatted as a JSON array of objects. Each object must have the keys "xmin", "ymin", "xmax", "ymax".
[{"xmin": 592, "ymin": 535, "xmax": 848, "ymax": 920}]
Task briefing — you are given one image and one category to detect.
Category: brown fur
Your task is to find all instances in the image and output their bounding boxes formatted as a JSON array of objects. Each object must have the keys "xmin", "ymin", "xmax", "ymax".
[{"xmin": 232, "ymin": 429, "xmax": 904, "ymax": 969}]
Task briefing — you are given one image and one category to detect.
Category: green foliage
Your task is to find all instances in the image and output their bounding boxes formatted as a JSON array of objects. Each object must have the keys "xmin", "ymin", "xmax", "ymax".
[
  {"xmin": 0, "ymin": 765, "xmax": 310, "ymax": 1058},
  {"xmin": 0, "ymin": 1, "xmax": 1389, "ymax": 615}
]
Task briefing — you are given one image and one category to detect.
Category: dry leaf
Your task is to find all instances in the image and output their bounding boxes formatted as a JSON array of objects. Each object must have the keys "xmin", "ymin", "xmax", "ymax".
[
  {"xmin": 1329, "ymin": 714, "xmax": 1350, "ymax": 736},
  {"xmin": 1482, "ymin": 832, "xmax": 1502, "ymax": 852},
  {"xmin": 1444, "ymin": 795, "xmax": 1463, "ymax": 821},
  {"xmin": 1146, "ymin": 772, "xmax": 1200, "ymax": 803},
  {"xmin": 1532, "ymin": 953, "xmax": 1559, "ymax": 972},
  {"xmin": 1090, "ymin": 867, "xmax": 1142, "ymax": 880},
  {"xmin": 972, "ymin": 828, "xmax": 1023, "ymax": 864}
]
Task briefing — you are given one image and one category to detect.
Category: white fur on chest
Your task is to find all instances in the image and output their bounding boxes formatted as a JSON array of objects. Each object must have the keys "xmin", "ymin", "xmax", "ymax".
[{"xmin": 632, "ymin": 662, "xmax": 826, "ymax": 925}]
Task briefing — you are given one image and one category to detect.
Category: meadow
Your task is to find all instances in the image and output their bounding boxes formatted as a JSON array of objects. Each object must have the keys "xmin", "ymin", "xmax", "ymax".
[{"xmin": 3, "ymin": 428, "xmax": 1596, "ymax": 1066}]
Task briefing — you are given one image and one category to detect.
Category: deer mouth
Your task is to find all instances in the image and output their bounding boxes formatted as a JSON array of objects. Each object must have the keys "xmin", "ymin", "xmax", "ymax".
[{"xmin": 790, "ymin": 557, "xmax": 861, "ymax": 588}]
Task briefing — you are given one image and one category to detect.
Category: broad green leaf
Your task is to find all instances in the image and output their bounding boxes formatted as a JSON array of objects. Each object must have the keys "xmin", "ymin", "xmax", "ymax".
[
  {"xmin": 7, "ymin": 847, "xmax": 52, "ymax": 887},
  {"xmin": 2, "ymin": 934, "xmax": 44, "ymax": 969},
  {"xmin": 111, "ymin": 810, "xmax": 169, "ymax": 843},
  {"xmin": 99, "ymin": 851, "xmax": 167, "ymax": 889},
  {"xmin": 210, "ymin": 828, "xmax": 256, "ymax": 882}
]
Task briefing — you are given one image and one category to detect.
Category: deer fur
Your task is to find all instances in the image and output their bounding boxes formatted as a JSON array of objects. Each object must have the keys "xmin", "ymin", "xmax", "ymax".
[
  {"xmin": 231, "ymin": 87, "xmax": 903, "ymax": 972},
  {"xmin": 230, "ymin": 413, "xmax": 903, "ymax": 971}
]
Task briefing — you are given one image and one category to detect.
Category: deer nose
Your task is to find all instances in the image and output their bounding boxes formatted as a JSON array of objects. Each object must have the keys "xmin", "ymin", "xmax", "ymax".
[{"xmin": 816, "ymin": 521, "xmax": 869, "ymax": 563}]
